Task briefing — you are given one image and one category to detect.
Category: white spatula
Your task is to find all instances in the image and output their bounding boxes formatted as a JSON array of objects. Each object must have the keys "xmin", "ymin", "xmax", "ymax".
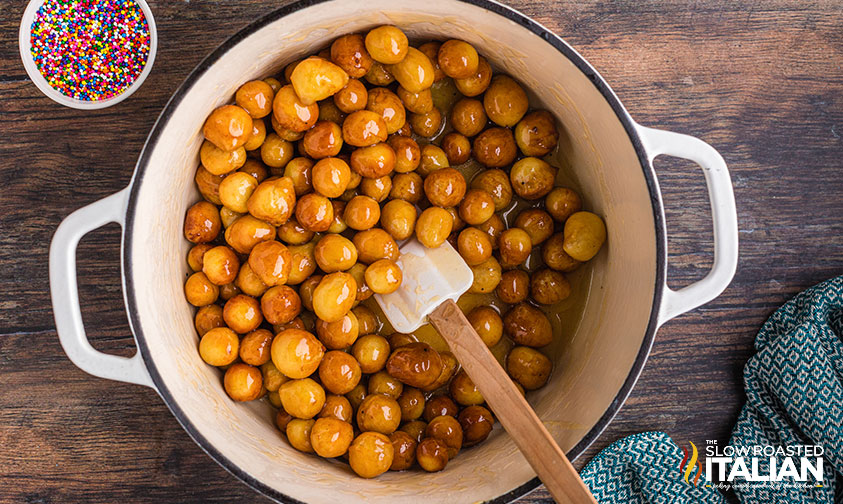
[{"xmin": 375, "ymin": 238, "xmax": 597, "ymax": 504}]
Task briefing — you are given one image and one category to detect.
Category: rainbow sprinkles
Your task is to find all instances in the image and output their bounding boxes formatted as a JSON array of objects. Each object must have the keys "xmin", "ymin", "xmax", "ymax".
[{"xmin": 30, "ymin": 0, "xmax": 151, "ymax": 101}]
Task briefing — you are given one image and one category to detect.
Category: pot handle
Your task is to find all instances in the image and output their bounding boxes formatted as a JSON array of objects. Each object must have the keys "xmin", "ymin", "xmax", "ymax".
[
  {"xmin": 635, "ymin": 125, "xmax": 739, "ymax": 325},
  {"xmin": 49, "ymin": 187, "xmax": 155, "ymax": 388}
]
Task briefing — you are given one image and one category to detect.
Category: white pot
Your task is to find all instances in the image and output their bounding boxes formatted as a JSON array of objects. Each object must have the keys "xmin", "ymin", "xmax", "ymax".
[{"xmin": 49, "ymin": 0, "xmax": 739, "ymax": 502}]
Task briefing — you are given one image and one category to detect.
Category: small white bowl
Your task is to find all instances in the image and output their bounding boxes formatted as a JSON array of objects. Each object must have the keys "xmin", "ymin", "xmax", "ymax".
[{"xmin": 18, "ymin": 0, "xmax": 157, "ymax": 110}]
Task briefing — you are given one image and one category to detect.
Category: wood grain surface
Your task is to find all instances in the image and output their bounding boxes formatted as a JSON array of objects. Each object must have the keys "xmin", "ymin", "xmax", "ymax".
[{"xmin": 1, "ymin": 1, "xmax": 841, "ymax": 503}]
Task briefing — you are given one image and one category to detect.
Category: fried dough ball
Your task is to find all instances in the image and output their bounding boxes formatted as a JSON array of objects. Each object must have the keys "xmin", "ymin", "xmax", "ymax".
[
  {"xmin": 531, "ymin": 268, "xmax": 571, "ymax": 305},
  {"xmin": 219, "ymin": 172, "xmax": 258, "ymax": 213},
  {"xmin": 271, "ymin": 328, "xmax": 325, "ymax": 379},
  {"xmin": 454, "ymin": 56, "xmax": 492, "ymax": 97},
  {"xmin": 316, "ymin": 310, "xmax": 360, "ymax": 349},
  {"xmin": 408, "ymin": 107, "xmax": 442, "ymax": 138},
  {"xmin": 185, "ymin": 272, "xmax": 219, "ymax": 307},
  {"xmin": 248, "ymin": 240, "xmax": 291, "ymax": 286},
  {"xmin": 380, "ymin": 199, "xmax": 417, "ymax": 240},
  {"xmin": 303, "ymin": 121, "xmax": 343, "ymax": 160},
  {"xmin": 451, "ymin": 98, "xmax": 487, "ymax": 137},
  {"xmin": 516, "ymin": 209, "xmax": 554, "ymax": 246},
  {"xmin": 319, "ymin": 394, "xmax": 354, "ymax": 422},
  {"xmin": 261, "ymin": 285, "xmax": 301, "ymax": 325},
  {"xmin": 473, "ymin": 127, "xmax": 517, "ymax": 168},
  {"xmin": 416, "ymin": 438, "xmax": 448, "ymax": 472},
  {"xmin": 349, "ymin": 431, "xmax": 394, "ymax": 478},
  {"xmin": 203, "ymin": 105, "xmax": 253, "ymax": 151},
  {"xmin": 247, "ymin": 176, "xmax": 296, "ymax": 226},
  {"xmin": 458, "ymin": 189, "xmax": 494, "ymax": 225},
  {"xmin": 360, "ymin": 175, "xmax": 392, "ymax": 202},
  {"xmin": 364, "ymin": 26, "xmax": 408, "ymax": 64},
  {"xmin": 312, "ymin": 157, "xmax": 351, "ymax": 197},
  {"xmin": 449, "ymin": 370, "xmax": 484, "ymax": 406},
  {"xmin": 390, "ymin": 172, "xmax": 424, "ymax": 203},
  {"xmin": 515, "ymin": 110, "xmax": 559, "ymax": 156},
  {"xmin": 457, "ymin": 227, "xmax": 493, "ymax": 266},
  {"xmin": 357, "ymin": 394, "xmax": 401, "ymax": 435},
  {"xmin": 273, "ymin": 85, "xmax": 319, "ymax": 132},
  {"xmin": 319, "ymin": 350, "xmax": 362, "ymax": 395},
  {"xmin": 440, "ymin": 132, "xmax": 471, "ymax": 165},
  {"xmin": 344, "ymin": 195, "xmax": 381, "ymax": 230},
  {"xmin": 468, "ymin": 256, "xmax": 501, "ymax": 294},
  {"xmin": 312, "ymin": 272, "xmax": 357, "ymax": 322},
  {"xmin": 437, "ymin": 39, "xmax": 479, "ymax": 79},
  {"xmin": 310, "ymin": 417, "xmax": 354, "ymax": 458},
  {"xmin": 290, "ymin": 56, "xmax": 349, "ymax": 105},
  {"xmin": 333, "ymin": 78, "xmax": 368, "ymax": 113},
  {"xmin": 459, "ymin": 405, "xmax": 494, "ymax": 446},
  {"xmin": 280, "ymin": 378, "xmax": 326, "ymax": 419},
  {"xmin": 184, "ymin": 201, "xmax": 221, "ymax": 243},
  {"xmin": 506, "ymin": 346, "xmax": 552, "ymax": 390},
  {"xmin": 287, "ymin": 418, "xmax": 316, "ymax": 452},
  {"xmin": 425, "ymin": 415, "xmax": 463, "ymax": 458},
  {"xmin": 314, "ymin": 234, "xmax": 357, "ymax": 273},
  {"xmin": 476, "ymin": 213, "xmax": 504, "ymax": 249},
  {"xmin": 283, "ymin": 157, "xmax": 314, "ymax": 196},
  {"xmin": 389, "ymin": 135, "xmax": 421, "ymax": 173},
  {"xmin": 510, "ymin": 157, "xmax": 557, "ymax": 200},
  {"xmin": 389, "ymin": 47, "xmax": 435, "ymax": 93},
  {"xmin": 353, "ymin": 228, "xmax": 399, "ymax": 264},
  {"xmin": 352, "ymin": 334, "xmax": 390, "ymax": 374},
  {"xmin": 415, "ymin": 206, "xmax": 453, "ymax": 249},
  {"xmin": 497, "ymin": 269, "xmax": 530, "ymax": 304},
  {"xmin": 331, "ymin": 34, "xmax": 374, "ymax": 78},
  {"xmin": 471, "ymin": 168, "xmax": 512, "ymax": 211},
  {"xmin": 364, "ymin": 259, "xmax": 402, "ymax": 294},
  {"xmin": 194, "ymin": 304, "xmax": 224, "ymax": 336},
  {"xmin": 367, "ymin": 87, "xmax": 406, "ymax": 134},
  {"xmin": 343, "ymin": 110, "xmax": 388, "ymax": 147},
  {"xmin": 351, "ymin": 143, "xmax": 396, "ymax": 178},
  {"xmin": 224, "ymin": 363, "xmax": 263, "ymax": 401},
  {"xmin": 504, "ymin": 303, "xmax": 553, "ymax": 347},
  {"xmin": 200, "ymin": 140, "xmax": 247, "ymax": 176},
  {"xmin": 295, "ymin": 193, "xmax": 334, "ymax": 232},
  {"xmin": 236, "ymin": 80, "xmax": 275, "ymax": 119},
  {"xmin": 239, "ymin": 329, "xmax": 273, "ymax": 366},
  {"xmin": 424, "ymin": 167, "xmax": 466, "ymax": 208},
  {"xmin": 199, "ymin": 327, "xmax": 238, "ymax": 366},
  {"xmin": 195, "ymin": 166, "xmax": 225, "ymax": 205},
  {"xmin": 235, "ymin": 262, "xmax": 268, "ymax": 297},
  {"xmin": 484, "ymin": 75, "xmax": 528, "ymax": 127},
  {"xmin": 223, "ymin": 294, "xmax": 263, "ymax": 333},
  {"xmin": 397, "ymin": 86, "xmax": 433, "ymax": 115},
  {"xmin": 546, "ymin": 187, "xmax": 583, "ymax": 222},
  {"xmin": 467, "ymin": 306, "xmax": 503, "ymax": 348},
  {"xmin": 563, "ymin": 211, "xmax": 607, "ymax": 261}
]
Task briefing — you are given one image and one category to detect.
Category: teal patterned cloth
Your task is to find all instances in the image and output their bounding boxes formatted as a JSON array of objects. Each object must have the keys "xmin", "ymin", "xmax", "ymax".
[{"xmin": 580, "ymin": 276, "xmax": 843, "ymax": 503}]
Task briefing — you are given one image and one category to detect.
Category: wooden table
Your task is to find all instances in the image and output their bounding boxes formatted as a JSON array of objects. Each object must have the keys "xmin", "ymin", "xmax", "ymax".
[{"xmin": 1, "ymin": 1, "xmax": 841, "ymax": 502}]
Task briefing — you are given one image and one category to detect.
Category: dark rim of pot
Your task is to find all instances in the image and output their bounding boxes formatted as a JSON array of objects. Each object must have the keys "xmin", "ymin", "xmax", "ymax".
[{"xmin": 123, "ymin": 0, "xmax": 666, "ymax": 503}]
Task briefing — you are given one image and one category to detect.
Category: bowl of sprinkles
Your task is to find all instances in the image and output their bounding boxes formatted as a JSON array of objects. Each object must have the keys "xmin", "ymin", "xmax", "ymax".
[{"xmin": 18, "ymin": 0, "xmax": 157, "ymax": 109}]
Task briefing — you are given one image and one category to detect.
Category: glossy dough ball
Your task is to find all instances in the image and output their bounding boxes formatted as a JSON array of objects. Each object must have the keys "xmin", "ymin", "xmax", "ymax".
[
  {"xmin": 385, "ymin": 342, "xmax": 443, "ymax": 388},
  {"xmin": 542, "ymin": 233, "xmax": 583, "ymax": 272},
  {"xmin": 457, "ymin": 227, "xmax": 493, "ymax": 266},
  {"xmin": 272, "ymin": 85, "xmax": 319, "ymax": 132},
  {"xmin": 388, "ymin": 47, "xmax": 435, "ymax": 93},
  {"xmin": 331, "ymin": 34, "xmax": 374, "ymax": 78},
  {"xmin": 261, "ymin": 285, "xmax": 301, "ymax": 325},
  {"xmin": 563, "ymin": 211, "xmax": 607, "ymax": 261},
  {"xmin": 468, "ymin": 256, "xmax": 501, "ymax": 294},
  {"xmin": 310, "ymin": 417, "xmax": 354, "ymax": 458},
  {"xmin": 236, "ymin": 80, "xmax": 275, "ymax": 119},
  {"xmin": 364, "ymin": 259, "xmax": 403, "ymax": 294},
  {"xmin": 515, "ymin": 110, "xmax": 559, "ymax": 157},
  {"xmin": 437, "ymin": 39, "xmax": 479, "ymax": 79},
  {"xmin": 223, "ymin": 294, "xmax": 263, "ymax": 333},
  {"xmin": 316, "ymin": 310, "xmax": 360, "ymax": 349},
  {"xmin": 466, "ymin": 306, "xmax": 503, "ymax": 348},
  {"xmin": 312, "ymin": 272, "xmax": 357, "ymax": 322},
  {"xmin": 546, "ymin": 187, "xmax": 583, "ymax": 222},
  {"xmin": 506, "ymin": 346, "xmax": 552, "ymax": 390},
  {"xmin": 458, "ymin": 189, "xmax": 494, "ymax": 225},
  {"xmin": 504, "ymin": 303, "xmax": 553, "ymax": 347},
  {"xmin": 184, "ymin": 201, "xmax": 221, "ymax": 244},
  {"xmin": 203, "ymin": 105, "xmax": 253, "ymax": 151},
  {"xmin": 483, "ymin": 75, "xmax": 528, "ymax": 127},
  {"xmin": 510, "ymin": 157, "xmax": 557, "ymax": 200},
  {"xmin": 425, "ymin": 415, "xmax": 463, "ymax": 458},
  {"xmin": 239, "ymin": 329, "xmax": 273, "ymax": 366},
  {"xmin": 498, "ymin": 228, "xmax": 533, "ymax": 267},
  {"xmin": 515, "ymin": 209, "xmax": 554, "ymax": 245},
  {"xmin": 318, "ymin": 350, "xmax": 362, "ymax": 395},
  {"xmin": 357, "ymin": 394, "xmax": 401, "ymax": 434},
  {"xmin": 314, "ymin": 234, "xmax": 357, "ymax": 272},
  {"xmin": 531, "ymin": 268, "xmax": 571, "ymax": 305},
  {"xmin": 364, "ymin": 26, "xmax": 408, "ymax": 64},
  {"xmin": 247, "ymin": 176, "xmax": 296, "ymax": 226},
  {"xmin": 459, "ymin": 405, "xmax": 494, "ymax": 446},
  {"xmin": 290, "ymin": 56, "xmax": 349, "ymax": 105},
  {"xmin": 202, "ymin": 245, "xmax": 240, "ymax": 286},
  {"xmin": 199, "ymin": 327, "xmax": 239, "ymax": 366},
  {"xmin": 279, "ymin": 378, "xmax": 327, "ymax": 418},
  {"xmin": 224, "ymin": 363, "xmax": 263, "ymax": 401},
  {"xmin": 497, "ymin": 269, "xmax": 530, "ymax": 304},
  {"xmin": 271, "ymin": 328, "xmax": 325, "ymax": 379},
  {"xmin": 349, "ymin": 431, "xmax": 394, "ymax": 478},
  {"xmin": 389, "ymin": 431, "xmax": 418, "ymax": 471},
  {"xmin": 248, "ymin": 240, "xmax": 291, "ymax": 286},
  {"xmin": 352, "ymin": 334, "xmax": 390, "ymax": 374},
  {"xmin": 416, "ymin": 438, "xmax": 449, "ymax": 472},
  {"xmin": 424, "ymin": 168, "xmax": 466, "ymax": 208}
]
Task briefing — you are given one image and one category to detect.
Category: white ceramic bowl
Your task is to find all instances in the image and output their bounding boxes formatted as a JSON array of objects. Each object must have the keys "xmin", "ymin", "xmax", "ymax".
[
  {"xmin": 49, "ymin": 0, "xmax": 738, "ymax": 502},
  {"xmin": 18, "ymin": 0, "xmax": 157, "ymax": 109}
]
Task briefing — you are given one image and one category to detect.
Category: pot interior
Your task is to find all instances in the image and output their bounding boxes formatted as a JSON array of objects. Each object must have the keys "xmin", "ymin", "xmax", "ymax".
[{"xmin": 127, "ymin": 0, "xmax": 658, "ymax": 502}]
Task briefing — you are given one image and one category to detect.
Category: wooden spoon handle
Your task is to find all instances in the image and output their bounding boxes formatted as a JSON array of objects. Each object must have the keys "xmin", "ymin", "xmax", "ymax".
[{"xmin": 429, "ymin": 300, "xmax": 597, "ymax": 504}]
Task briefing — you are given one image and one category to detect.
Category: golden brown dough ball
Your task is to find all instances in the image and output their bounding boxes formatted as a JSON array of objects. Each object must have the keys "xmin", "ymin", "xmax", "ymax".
[
  {"xmin": 364, "ymin": 25, "xmax": 408, "ymax": 64},
  {"xmin": 408, "ymin": 106, "xmax": 442, "ymax": 138},
  {"xmin": 515, "ymin": 110, "xmax": 559, "ymax": 156},
  {"xmin": 310, "ymin": 417, "xmax": 354, "ymax": 458},
  {"xmin": 260, "ymin": 134, "xmax": 294, "ymax": 169},
  {"xmin": 417, "ymin": 41, "xmax": 446, "ymax": 82},
  {"xmin": 515, "ymin": 209, "xmax": 554, "ymax": 246},
  {"xmin": 319, "ymin": 99, "xmax": 347, "ymax": 127},
  {"xmin": 273, "ymin": 85, "xmax": 319, "ymax": 132},
  {"xmin": 271, "ymin": 114, "xmax": 306, "ymax": 142},
  {"xmin": 184, "ymin": 201, "xmax": 221, "ymax": 244},
  {"xmin": 271, "ymin": 328, "xmax": 325, "ymax": 379},
  {"xmin": 236, "ymin": 80, "xmax": 275, "ymax": 119},
  {"xmin": 418, "ymin": 144, "xmax": 449, "ymax": 178},
  {"xmin": 563, "ymin": 211, "xmax": 607, "ymax": 262},
  {"xmin": 303, "ymin": 121, "xmax": 343, "ymax": 160},
  {"xmin": 195, "ymin": 166, "xmax": 225, "ymax": 205},
  {"xmin": 290, "ymin": 56, "xmax": 349, "ymax": 105},
  {"xmin": 333, "ymin": 78, "xmax": 368, "ymax": 113},
  {"xmin": 359, "ymin": 176, "xmax": 391, "ymax": 203},
  {"xmin": 349, "ymin": 431, "xmax": 394, "ymax": 478},
  {"xmin": 247, "ymin": 176, "xmax": 296, "ymax": 226},
  {"xmin": 454, "ymin": 56, "xmax": 492, "ymax": 97},
  {"xmin": 380, "ymin": 199, "xmax": 417, "ymax": 241},
  {"xmin": 437, "ymin": 39, "xmax": 479, "ymax": 79},
  {"xmin": 347, "ymin": 263, "xmax": 372, "ymax": 302},
  {"xmin": 425, "ymin": 415, "xmax": 463, "ymax": 458},
  {"xmin": 467, "ymin": 306, "xmax": 503, "ymax": 347},
  {"xmin": 298, "ymin": 275, "xmax": 322, "ymax": 312},
  {"xmin": 451, "ymin": 98, "xmax": 487, "ymax": 137},
  {"xmin": 473, "ymin": 127, "xmax": 517, "ymax": 168},
  {"xmin": 397, "ymin": 387, "xmax": 425, "ymax": 421},
  {"xmin": 199, "ymin": 326, "xmax": 238, "ymax": 366},
  {"xmin": 203, "ymin": 105, "xmax": 253, "ymax": 151},
  {"xmin": 262, "ymin": 361, "xmax": 288, "ymax": 392},
  {"xmin": 353, "ymin": 228, "xmax": 399, "ymax": 264},
  {"xmin": 498, "ymin": 228, "xmax": 533, "ymax": 266},
  {"xmin": 385, "ymin": 342, "xmax": 443, "ymax": 389},
  {"xmin": 545, "ymin": 187, "xmax": 582, "ymax": 223},
  {"xmin": 331, "ymin": 34, "xmax": 374, "ymax": 78},
  {"xmin": 345, "ymin": 381, "xmax": 367, "ymax": 411},
  {"xmin": 415, "ymin": 207, "xmax": 453, "ymax": 249},
  {"xmin": 283, "ymin": 157, "xmax": 314, "ymax": 196},
  {"xmin": 388, "ymin": 135, "xmax": 421, "ymax": 173},
  {"xmin": 449, "ymin": 370, "xmax": 484, "ymax": 406},
  {"xmin": 416, "ymin": 438, "xmax": 449, "ymax": 472},
  {"xmin": 218, "ymin": 282, "xmax": 240, "ymax": 301},
  {"xmin": 312, "ymin": 272, "xmax": 357, "ymax": 322},
  {"xmin": 286, "ymin": 418, "xmax": 316, "ymax": 452},
  {"xmin": 497, "ymin": 269, "xmax": 530, "ymax": 304},
  {"xmin": 484, "ymin": 75, "xmax": 528, "ymax": 127},
  {"xmin": 319, "ymin": 350, "xmax": 362, "ymax": 395},
  {"xmin": 368, "ymin": 370, "xmax": 404, "ymax": 399},
  {"xmin": 219, "ymin": 172, "xmax": 258, "ymax": 213},
  {"xmin": 329, "ymin": 200, "xmax": 350, "ymax": 233},
  {"xmin": 350, "ymin": 143, "xmax": 396, "ymax": 179},
  {"xmin": 423, "ymin": 396, "xmax": 458, "ymax": 422},
  {"xmin": 351, "ymin": 334, "xmax": 390, "ymax": 374},
  {"xmin": 388, "ymin": 47, "xmax": 435, "ymax": 93},
  {"xmin": 202, "ymin": 246, "xmax": 240, "ymax": 286},
  {"xmin": 422, "ymin": 351, "xmax": 458, "ymax": 392},
  {"xmin": 458, "ymin": 189, "xmax": 494, "ymax": 225},
  {"xmin": 390, "ymin": 172, "xmax": 424, "ymax": 203},
  {"xmin": 353, "ymin": 305, "xmax": 379, "ymax": 336},
  {"xmin": 396, "ymin": 86, "xmax": 434, "ymax": 115},
  {"xmin": 459, "ymin": 405, "xmax": 494, "ymax": 446},
  {"xmin": 506, "ymin": 346, "xmax": 552, "ymax": 390},
  {"xmin": 364, "ymin": 259, "xmax": 403, "ymax": 294},
  {"xmin": 364, "ymin": 61, "xmax": 395, "ymax": 86},
  {"xmin": 468, "ymin": 256, "xmax": 502, "ymax": 294},
  {"xmin": 389, "ymin": 431, "xmax": 417, "ymax": 471},
  {"xmin": 286, "ymin": 242, "xmax": 317, "ymax": 285},
  {"xmin": 471, "ymin": 169, "xmax": 512, "ymax": 212},
  {"xmin": 319, "ymin": 394, "xmax": 353, "ymax": 422},
  {"xmin": 200, "ymin": 140, "xmax": 247, "ymax": 176},
  {"xmin": 239, "ymin": 329, "xmax": 273, "ymax": 366},
  {"xmin": 400, "ymin": 420, "xmax": 428, "ymax": 443},
  {"xmin": 243, "ymin": 118, "xmax": 267, "ymax": 151},
  {"xmin": 264, "ymin": 76, "xmax": 282, "ymax": 93},
  {"xmin": 185, "ymin": 272, "xmax": 219, "ymax": 307},
  {"xmin": 343, "ymin": 110, "xmax": 388, "ymax": 147},
  {"xmin": 248, "ymin": 240, "xmax": 291, "ymax": 286},
  {"xmin": 314, "ymin": 234, "xmax": 357, "ymax": 273},
  {"xmin": 223, "ymin": 294, "xmax": 262, "ymax": 333},
  {"xmin": 316, "ymin": 310, "xmax": 359, "ymax": 350},
  {"xmin": 440, "ymin": 132, "xmax": 471, "ymax": 165},
  {"xmin": 367, "ymin": 88, "xmax": 406, "ymax": 135},
  {"xmin": 531, "ymin": 268, "xmax": 571, "ymax": 305},
  {"xmin": 357, "ymin": 394, "xmax": 401, "ymax": 435},
  {"xmin": 343, "ymin": 195, "xmax": 381, "ymax": 230},
  {"xmin": 219, "ymin": 208, "xmax": 243, "ymax": 230},
  {"xmin": 195, "ymin": 304, "xmax": 224, "ymax": 336},
  {"xmin": 510, "ymin": 157, "xmax": 557, "ymax": 200},
  {"xmin": 424, "ymin": 167, "xmax": 466, "ymax": 208},
  {"xmin": 504, "ymin": 303, "xmax": 553, "ymax": 347},
  {"xmin": 294, "ymin": 193, "xmax": 334, "ymax": 232},
  {"xmin": 224, "ymin": 363, "xmax": 263, "ymax": 401},
  {"xmin": 235, "ymin": 262, "xmax": 268, "ymax": 297},
  {"xmin": 476, "ymin": 213, "xmax": 504, "ymax": 249},
  {"xmin": 311, "ymin": 157, "xmax": 351, "ymax": 198},
  {"xmin": 280, "ymin": 378, "xmax": 326, "ymax": 419},
  {"xmin": 261, "ymin": 285, "xmax": 301, "ymax": 325},
  {"xmin": 542, "ymin": 232, "xmax": 583, "ymax": 272},
  {"xmin": 457, "ymin": 227, "xmax": 492, "ymax": 266}
]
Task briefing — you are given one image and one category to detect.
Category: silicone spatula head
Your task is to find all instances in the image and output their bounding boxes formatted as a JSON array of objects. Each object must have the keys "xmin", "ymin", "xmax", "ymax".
[{"xmin": 374, "ymin": 238, "xmax": 474, "ymax": 333}]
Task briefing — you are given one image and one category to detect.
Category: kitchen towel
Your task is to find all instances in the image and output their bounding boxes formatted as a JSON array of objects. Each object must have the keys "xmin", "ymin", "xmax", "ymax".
[{"xmin": 580, "ymin": 276, "xmax": 843, "ymax": 503}]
